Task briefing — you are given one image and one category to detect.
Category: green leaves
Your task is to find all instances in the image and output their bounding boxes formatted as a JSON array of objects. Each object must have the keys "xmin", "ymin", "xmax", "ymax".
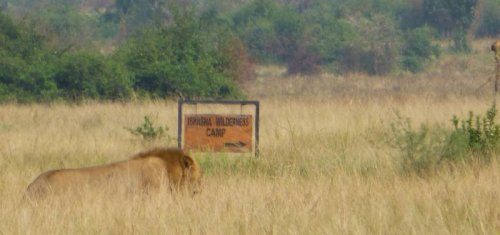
[
  {"xmin": 422, "ymin": 0, "xmax": 479, "ymax": 52},
  {"xmin": 127, "ymin": 115, "xmax": 167, "ymax": 141},
  {"xmin": 54, "ymin": 53, "xmax": 133, "ymax": 102},
  {"xmin": 119, "ymin": 8, "xmax": 243, "ymax": 99},
  {"xmin": 391, "ymin": 103, "xmax": 500, "ymax": 176},
  {"xmin": 449, "ymin": 103, "xmax": 500, "ymax": 159},
  {"xmin": 402, "ymin": 26, "xmax": 440, "ymax": 72},
  {"xmin": 0, "ymin": 7, "xmax": 243, "ymax": 103},
  {"xmin": 390, "ymin": 113, "xmax": 443, "ymax": 175}
]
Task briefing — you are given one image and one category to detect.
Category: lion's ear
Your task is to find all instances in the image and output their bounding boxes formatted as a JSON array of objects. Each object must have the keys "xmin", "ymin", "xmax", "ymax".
[{"xmin": 181, "ymin": 155, "xmax": 194, "ymax": 169}]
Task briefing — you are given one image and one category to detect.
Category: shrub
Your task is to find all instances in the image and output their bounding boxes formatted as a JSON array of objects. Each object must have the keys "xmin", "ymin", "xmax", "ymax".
[
  {"xmin": 337, "ymin": 14, "xmax": 402, "ymax": 75},
  {"xmin": 21, "ymin": 3, "xmax": 97, "ymax": 50},
  {"xmin": 119, "ymin": 7, "xmax": 245, "ymax": 99},
  {"xmin": 445, "ymin": 103, "xmax": 500, "ymax": 162},
  {"xmin": 391, "ymin": 103, "xmax": 500, "ymax": 176},
  {"xmin": 0, "ymin": 12, "xmax": 59, "ymax": 103},
  {"xmin": 476, "ymin": 0, "xmax": 500, "ymax": 37},
  {"xmin": 421, "ymin": 0, "xmax": 478, "ymax": 53},
  {"xmin": 402, "ymin": 26, "xmax": 440, "ymax": 73},
  {"xmin": 53, "ymin": 52, "xmax": 132, "ymax": 102},
  {"xmin": 231, "ymin": 0, "xmax": 283, "ymax": 63},
  {"xmin": 390, "ymin": 114, "xmax": 442, "ymax": 175},
  {"xmin": 291, "ymin": 2, "xmax": 354, "ymax": 74},
  {"xmin": 126, "ymin": 115, "xmax": 172, "ymax": 143}
]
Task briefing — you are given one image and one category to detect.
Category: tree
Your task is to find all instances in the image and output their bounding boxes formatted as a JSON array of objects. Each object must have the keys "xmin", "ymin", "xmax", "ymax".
[
  {"xmin": 423, "ymin": 0, "xmax": 479, "ymax": 52},
  {"xmin": 231, "ymin": 0, "xmax": 281, "ymax": 63},
  {"xmin": 12, "ymin": 0, "xmax": 97, "ymax": 50},
  {"xmin": 114, "ymin": 0, "xmax": 170, "ymax": 41},
  {"xmin": 53, "ymin": 52, "xmax": 132, "ymax": 101},
  {"xmin": 118, "ymin": 6, "xmax": 244, "ymax": 99},
  {"xmin": 476, "ymin": 0, "xmax": 500, "ymax": 37},
  {"xmin": 0, "ymin": 12, "xmax": 59, "ymax": 102},
  {"xmin": 337, "ymin": 14, "xmax": 402, "ymax": 75},
  {"xmin": 402, "ymin": 26, "xmax": 440, "ymax": 73}
]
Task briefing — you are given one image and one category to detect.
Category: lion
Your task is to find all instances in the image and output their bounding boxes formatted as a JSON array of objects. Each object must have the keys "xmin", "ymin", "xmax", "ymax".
[
  {"xmin": 492, "ymin": 40, "xmax": 500, "ymax": 53},
  {"xmin": 25, "ymin": 148, "xmax": 202, "ymax": 199}
]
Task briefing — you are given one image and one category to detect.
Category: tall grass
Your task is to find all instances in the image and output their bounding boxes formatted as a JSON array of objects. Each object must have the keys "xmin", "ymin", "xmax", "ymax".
[
  {"xmin": 1, "ymin": 41, "xmax": 499, "ymax": 234},
  {"xmin": 0, "ymin": 96, "xmax": 498, "ymax": 234}
]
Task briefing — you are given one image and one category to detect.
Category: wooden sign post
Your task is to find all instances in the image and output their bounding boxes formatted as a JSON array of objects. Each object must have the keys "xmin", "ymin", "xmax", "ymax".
[
  {"xmin": 492, "ymin": 40, "xmax": 500, "ymax": 92},
  {"xmin": 178, "ymin": 100, "xmax": 259, "ymax": 156}
]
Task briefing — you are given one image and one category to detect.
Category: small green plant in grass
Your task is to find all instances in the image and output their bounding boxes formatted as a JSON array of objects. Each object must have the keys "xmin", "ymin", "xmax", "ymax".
[
  {"xmin": 391, "ymin": 103, "xmax": 500, "ymax": 176},
  {"xmin": 390, "ymin": 113, "xmax": 442, "ymax": 175},
  {"xmin": 127, "ymin": 115, "xmax": 170, "ymax": 142},
  {"xmin": 445, "ymin": 103, "xmax": 500, "ymax": 162}
]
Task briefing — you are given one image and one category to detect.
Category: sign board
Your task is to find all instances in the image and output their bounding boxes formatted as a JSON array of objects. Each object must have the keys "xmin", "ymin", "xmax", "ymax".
[{"xmin": 178, "ymin": 101, "xmax": 259, "ymax": 156}]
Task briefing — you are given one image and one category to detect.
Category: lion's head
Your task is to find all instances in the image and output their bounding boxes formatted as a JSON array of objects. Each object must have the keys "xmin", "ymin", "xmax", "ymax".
[
  {"xmin": 132, "ymin": 148, "xmax": 203, "ymax": 194},
  {"xmin": 492, "ymin": 40, "xmax": 500, "ymax": 52}
]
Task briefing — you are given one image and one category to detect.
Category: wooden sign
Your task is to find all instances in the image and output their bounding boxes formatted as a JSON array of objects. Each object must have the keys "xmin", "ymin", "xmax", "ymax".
[
  {"xmin": 184, "ymin": 114, "xmax": 253, "ymax": 152},
  {"xmin": 178, "ymin": 100, "xmax": 259, "ymax": 156}
]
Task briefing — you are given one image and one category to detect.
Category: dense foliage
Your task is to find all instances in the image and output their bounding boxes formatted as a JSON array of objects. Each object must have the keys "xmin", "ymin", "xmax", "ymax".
[
  {"xmin": 0, "ymin": 6, "xmax": 246, "ymax": 102},
  {"xmin": 117, "ymin": 7, "xmax": 244, "ymax": 99},
  {"xmin": 391, "ymin": 103, "xmax": 500, "ymax": 176},
  {"xmin": 0, "ymin": 0, "xmax": 495, "ymax": 102}
]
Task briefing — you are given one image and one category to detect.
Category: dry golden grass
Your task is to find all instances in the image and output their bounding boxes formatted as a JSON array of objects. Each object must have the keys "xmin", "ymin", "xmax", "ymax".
[{"xmin": 1, "ymin": 45, "xmax": 500, "ymax": 234}]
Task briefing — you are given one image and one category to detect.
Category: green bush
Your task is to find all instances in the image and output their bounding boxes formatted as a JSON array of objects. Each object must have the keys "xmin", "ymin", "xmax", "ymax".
[
  {"xmin": 1, "ymin": 0, "xmax": 489, "ymax": 101},
  {"xmin": 422, "ymin": 0, "xmax": 478, "ymax": 36},
  {"xmin": 230, "ymin": 1, "xmax": 444, "ymax": 75},
  {"xmin": 336, "ymin": 14, "xmax": 402, "ymax": 75},
  {"xmin": 0, "ymin": 55, "xmax": 58, "ymax": 103},
  {"xmin": 476, "ymin": 0, "xmax": 500, "ymax": 37},
  {"xmin": 402, "ymin": 26, "xmax": 440, "ymax": 73},
  {"xmin": 126, "ymin": 115, "xmax": 169, "ymax": 141},
  {"xmin": 119, "ymin": 7, "xmax": 244, "ymax": 99},
  {"xmin": 22, "ymin": 2, "xmax": 97, "ymax": 50},
  {"xmin": 421, "ymin": 0, "xmax": 478, "ymax": 53},
  {"xmin": 1, "ymin": 7, "xmax": 246, "ymax": 103},
  {"xmin": 446, "ymin": 104, "xmax": 500, "ymax": 162},
  {"xmin": 0, "ymin": 12, "xmax": 59, "ymax": 103},
  {"xmin": 53, "ymin": 52, "xmax": 133, "ymax": 102},
  {"xmin": 231, "ymin": 0, "xmax": 283, "ymax": 63},
  {"xmin": 390, "ymin": 114, "xmax": 442, "ymax": 175},
  {"xmin": 391, "ymin": 103, "xmax": 500, "ymax": 176},
  {"xmin": 290, "ymin": 2, "xmax": 353, "ymax": 74}
]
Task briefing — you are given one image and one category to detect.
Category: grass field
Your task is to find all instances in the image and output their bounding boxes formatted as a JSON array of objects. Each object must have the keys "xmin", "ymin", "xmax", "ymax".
[{"xmin": 0, "ymin": 42, "xmax": 499, "ymax": 234}]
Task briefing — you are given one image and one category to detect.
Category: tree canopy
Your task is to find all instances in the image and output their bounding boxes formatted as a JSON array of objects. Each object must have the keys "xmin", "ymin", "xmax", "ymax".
[{"xmin": 0, "ymin": 0, "xmax": 494, "ymax": 102}]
